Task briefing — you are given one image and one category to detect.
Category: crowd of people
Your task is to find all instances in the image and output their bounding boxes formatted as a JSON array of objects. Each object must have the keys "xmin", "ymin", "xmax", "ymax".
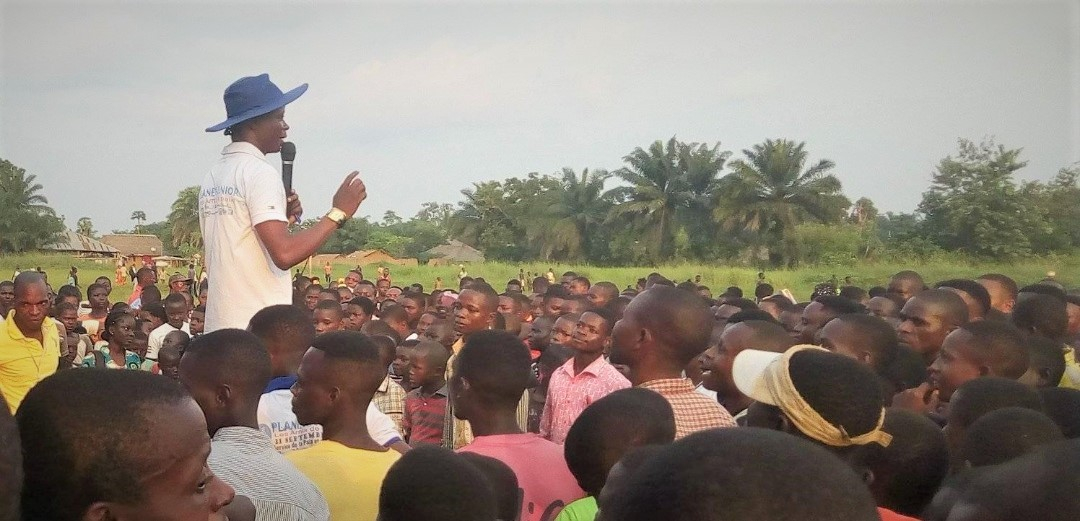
[
  {"xmin": 4, "ymin": 72, "xmax": 1076, "ymax": 520},
  {"xmin": 2, "ymin": 265, "xmax": 1080, "ymax": 520}
]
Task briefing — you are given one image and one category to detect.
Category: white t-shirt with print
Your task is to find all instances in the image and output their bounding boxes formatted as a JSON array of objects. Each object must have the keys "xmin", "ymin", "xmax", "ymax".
[
  {"xmin": 199, "ymin": 141, "xmax": 291, "ymax": 332},
  {"xmin": 257, "ymin": 389, "xmax": 404, "ymax": 453}
]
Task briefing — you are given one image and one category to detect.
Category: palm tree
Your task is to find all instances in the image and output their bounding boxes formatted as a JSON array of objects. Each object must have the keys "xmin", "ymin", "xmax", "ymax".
[
  {"xmin": 1, "ymin": 162, "xmax": 50, "ymax": 212},
  {"xmin": 527, "ymin": 168, "xmax": 612, "ymax": 261},
  {"xmin": 167, "ymin": 187, "xmax": 201, "ymax": 252},
  {"xmin": 0, "ymin": 159, "xmax": 63, "ymax": 252},
  {"xmin": 677, "ymin": 141, "xmax": 731, "ymax": 256},
  {"xmin": 447, "ymin": 181, "xmax": 517, "ymax": 248},
  {"xmin": 715, "ymin": 139, "xmax": 850, "ymax": 266},
  {"xmin": 609, "ymin": 137, "xmax": 727, "ymax": 263},
  {"xmin": 130, "ymin": 210, "xmax": 146, "ymax": 233}
]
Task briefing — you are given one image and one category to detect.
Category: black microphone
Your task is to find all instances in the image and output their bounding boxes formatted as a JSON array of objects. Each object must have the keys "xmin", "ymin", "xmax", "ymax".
[{"xmin": 281, "ymin": 141, "xmax": 296, "ymax": 194}]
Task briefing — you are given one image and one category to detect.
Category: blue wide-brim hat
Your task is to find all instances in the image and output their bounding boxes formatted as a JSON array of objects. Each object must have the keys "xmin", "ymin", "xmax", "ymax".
[{"xmin": 205, "ymin": 73, "xmax": 308, "ymax": 132}]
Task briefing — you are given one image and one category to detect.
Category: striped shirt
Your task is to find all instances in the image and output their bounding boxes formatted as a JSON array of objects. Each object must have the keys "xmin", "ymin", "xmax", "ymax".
[
  {"xmin": 638, "ymin": 378, "xmax": 737, "ymax": 439},
  {"xmin": 540, "ymin": 356, "xmax": 630, "ymax": 444},
  {"xmin": 403, "ymin": 384, "xmax": 448, "ymax": 445},
  {"xmin": 208, "ymin": 426, "xmax": 330, "ymax": 521}
]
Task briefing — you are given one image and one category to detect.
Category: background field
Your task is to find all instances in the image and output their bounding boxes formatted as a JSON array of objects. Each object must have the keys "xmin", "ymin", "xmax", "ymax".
[{"xmin": 3, "ymin": 253, "xmax": 1077, "ymax": 302}]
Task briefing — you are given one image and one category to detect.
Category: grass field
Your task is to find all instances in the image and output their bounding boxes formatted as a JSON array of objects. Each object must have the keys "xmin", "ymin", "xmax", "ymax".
[{"xmin": 3, "ymin": 253, "xmax": 1078, "ymax": 302}]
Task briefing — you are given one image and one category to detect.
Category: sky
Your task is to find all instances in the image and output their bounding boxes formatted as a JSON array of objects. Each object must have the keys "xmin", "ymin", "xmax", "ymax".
[{"xmin": 1, "ymin": 0, "xmax": 1078, "ymax": 234}]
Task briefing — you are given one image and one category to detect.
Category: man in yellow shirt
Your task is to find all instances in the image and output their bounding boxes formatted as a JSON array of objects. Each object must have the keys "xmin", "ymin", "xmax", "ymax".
[
  {"xmin": 286, "ymin": 330, "xmax": 401, "ymax": 520},
  {"xmin": 0, "ymin": 272, "xmax": 60, "ymax": 413}
]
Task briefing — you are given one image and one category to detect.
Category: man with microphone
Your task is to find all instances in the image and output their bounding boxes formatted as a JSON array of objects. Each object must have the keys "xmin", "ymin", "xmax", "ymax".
[{"xmin": 200, "ymin": 73, "xmax": 367, "ymax": 332}]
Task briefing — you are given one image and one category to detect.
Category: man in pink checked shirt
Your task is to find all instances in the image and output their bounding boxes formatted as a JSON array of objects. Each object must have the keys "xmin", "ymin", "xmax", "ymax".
[{"xmin": 540, "ymin": 308, "xmax": 630, "ymax": 444}]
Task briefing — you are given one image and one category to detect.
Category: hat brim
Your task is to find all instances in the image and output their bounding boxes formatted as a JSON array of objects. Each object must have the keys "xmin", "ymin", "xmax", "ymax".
[
  {"xmin": 205, "ymin": 83, "xmax": 308, "ymax": 132},
  {"xmin": 732, "ymin": 349, "xmax": 784, "ymax": 406}
]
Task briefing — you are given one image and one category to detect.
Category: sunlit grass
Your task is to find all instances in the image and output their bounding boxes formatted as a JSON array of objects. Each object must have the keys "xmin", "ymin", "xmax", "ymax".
[{"xmin": 3, "ymin": 253, "xmax": 1076, "ymax": 302}]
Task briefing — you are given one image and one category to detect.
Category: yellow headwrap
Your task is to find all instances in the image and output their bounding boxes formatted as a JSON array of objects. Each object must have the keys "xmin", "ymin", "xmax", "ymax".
[{"xmin": 764, "ymin": 345, "xmax": 893, "ymax": 448}]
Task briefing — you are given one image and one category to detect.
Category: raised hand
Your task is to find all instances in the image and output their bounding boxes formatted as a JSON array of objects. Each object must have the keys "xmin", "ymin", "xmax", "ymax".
[{"xmin": 332, "ymin": 171, "xmax": 367, "ymax": 216}]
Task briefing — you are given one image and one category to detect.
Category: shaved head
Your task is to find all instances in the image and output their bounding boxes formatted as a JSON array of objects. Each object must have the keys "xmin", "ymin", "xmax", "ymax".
[
  {"xmin": 413, "ymin": 339, "xmax": 450, "ymax": 370},
  {"xmin": 179, "ymin": 329, "xmax": 273, "ymax": 434},
  {"xmin": 640, "ymin": 287, "xmax": 712, "ymax": 362},
  {"xmin": 912, "ymin": 289, "xmax": 970, "ymax": 326},
  {"xmin": 311, "ymin": 331, "xmax": 387, "ymax": 397},
  {"xmin": 724, "ymin": 320, "xmax": 794, "ymax": 354},
  {"xmin": 11, "ymin": 271, "xmax": 49, "ymax": 334},
  {"xmin": 611, "ymin": 286, "xmax": 713, "ymax": 373},
  {"xmin": 897, "ymin": 289, "xmax": 969, "ymax": 362},
  {"xmin": 888, "ymin": 271, "xmax": 926, "ymax": 302},
  {"xmin": 12, "ymin": 271, "xmax": 46, "ymax": 293},
  {"xmin": 247, "ymin": 304, "xmax": 316, "ymax": 377}
]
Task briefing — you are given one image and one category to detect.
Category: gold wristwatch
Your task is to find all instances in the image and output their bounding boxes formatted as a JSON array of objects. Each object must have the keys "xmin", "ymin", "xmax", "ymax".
[{"xmin": 325, "ymin": 208, "xmax": 349, "ymax": 228}]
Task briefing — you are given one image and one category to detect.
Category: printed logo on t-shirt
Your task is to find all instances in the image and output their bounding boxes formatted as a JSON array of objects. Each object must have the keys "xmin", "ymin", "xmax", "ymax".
[{"xmin": 260, "ymin": 420, "xmax": 323, "ymax": 453}]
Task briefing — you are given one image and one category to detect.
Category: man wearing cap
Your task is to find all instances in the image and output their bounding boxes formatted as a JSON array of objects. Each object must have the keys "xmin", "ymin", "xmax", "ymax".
[
  {"xmin": 168, "ymin": 273, "xmax": 191, "ymax": 295},
  {"xmin": 200, "ymin": 73, "xmax": 368, "ymax": 332}
]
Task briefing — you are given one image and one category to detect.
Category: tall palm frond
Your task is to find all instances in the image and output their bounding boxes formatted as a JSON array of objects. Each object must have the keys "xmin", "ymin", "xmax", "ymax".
[{"xmin": 714, "ymin": 139, "xmax": 850, "ymax": 266}]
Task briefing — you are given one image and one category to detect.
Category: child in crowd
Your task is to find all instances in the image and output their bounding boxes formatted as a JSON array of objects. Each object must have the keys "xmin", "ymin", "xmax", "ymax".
[
  {"xmin": 402, "ymin": 340, "xmax": 450, "ymax": 445},
  {"xmin": 55, "ymin": 302, "xmax": 93, "ymax": 368},
  {"xmin": 526, "ymin": 316, "xmax": 554, "ymax": 353},
  {"xmin": 140, "ymin": 302, "xmax": 166, "ymax": 332},
  {"xmin": 414, "ymin": 311, "xmax": 439, "ymax": 338},
  {"xmin": 78, "ymin": 282, "xmax": 110, "ymax": 343},
  {"xmin": 84, "ymin": 311, "xmax": 143, "ymax": 370},
  {"xmin": 371, "ymin": 335, "xmax": 407, "ymax": 433},
  {"xmin": 135, "ymin": 318, "xmax": 154, "ymax": 338},
  {"xmin": 312, "ymin": 299, "xmax": 346, "ymax": 334},
  {"xmin": 550, "ymin": 313, "xmax": 578, "ymax": 349},
  {"xmin": 344, "ymin": 296, "xmax": 376, "ymax": 331},
  {"xmin": 392, "ymin": 341, "xmax": 417, "ymax": 390},
  {"xmin": 189, "ymin": 305, "xmax": 205, "ymax": 337},
  {"xmin": 422, "ymin": 319, "xmax": 456, "ymax": 354},
  {"xmin": 303, "ymin": 285, "xmax": 323, "ymax": 311},
  {"xmin": 132, "ymin": 331, "xmax": 153, "ymax": 371},
  {"xmin": 529, "ymin": 344, "xmax": 572, "ymax": 434},
  {"xmin": 379, "ymin": 305, "xmax": 411, "ymax": 342},
  {"xmin": 154, "ymin": 344, "xmax": 182, "ymax": 380},
  {"xmin": 147, "ymin": 293, "xmax": 189, "ymax": 361},
  {"xmin": 337, "ymin": 286, "xmax": 353, "ymax": 304},
  {"xmin": 161, "ymin": 330, "xmax": 190, "ymax": 358}
]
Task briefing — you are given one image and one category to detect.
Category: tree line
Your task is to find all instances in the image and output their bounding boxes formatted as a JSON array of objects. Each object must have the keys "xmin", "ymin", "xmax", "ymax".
[
  {"xmin": 2, "ymin": 137, "xmax": 1078, "ymax": 267},
  {"xmin": 440, "ymin": 137, "xmax": 1080, "ymax": 266}
]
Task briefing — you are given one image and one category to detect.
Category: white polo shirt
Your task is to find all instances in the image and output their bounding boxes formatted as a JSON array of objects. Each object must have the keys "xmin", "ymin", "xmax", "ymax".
[{"xmin": 199, "ymin": 142, "xmax": 291, "ymax": 332}]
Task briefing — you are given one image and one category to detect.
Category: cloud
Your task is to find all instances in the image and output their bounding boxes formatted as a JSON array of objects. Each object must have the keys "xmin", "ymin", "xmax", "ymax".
[{"xmin": 0, "ymin": 1, "xmax": 1075, "ymax": 233}]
